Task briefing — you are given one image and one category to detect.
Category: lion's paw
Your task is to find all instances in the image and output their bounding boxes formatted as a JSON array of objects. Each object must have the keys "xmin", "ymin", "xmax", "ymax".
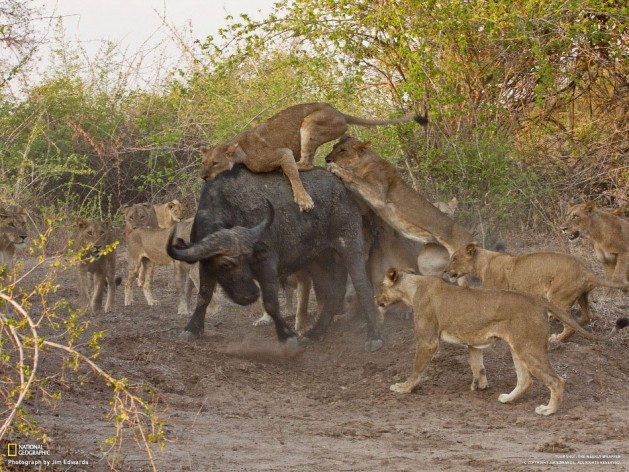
[
  {"xmin": 534, "ymin": 404, "xmax": 556, "ymax": 416},
  {"xmin": 498, "ymin": 393, "xmax": 512, "ymax": 403},
  {"xmin": 297, "ymin": 161, "xmax": 314, "ymax": 171},
  {"xmin": 390, "ymin": 383, "xmax": 412, "ymax": 394},
  {"xmin": 296, "ymin": 194, "xmax": 314, "ymax": 212},
  {"xmin": 471, "ymin": 378, "xmax": 488, "ymax": 391}
]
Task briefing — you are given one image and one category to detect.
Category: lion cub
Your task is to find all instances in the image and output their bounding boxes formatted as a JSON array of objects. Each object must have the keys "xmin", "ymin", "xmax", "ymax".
[
  {"xmin": 75, "ymin": 219, "xmax": 118, "ymax": 313},
  {"xmin": 376, "ymin": 269, "xmax": 627, "ymax": 416},
  {"xmin": 445, "ymin": 243, "xmax": 628, "ymax": 342},
  {"xmin": 199, "ymin": 103, "xmax": 427, "ymax": 212},
  {"xmin": 561, "ymin": 202, "xmax": 629, "ymax": 284}
]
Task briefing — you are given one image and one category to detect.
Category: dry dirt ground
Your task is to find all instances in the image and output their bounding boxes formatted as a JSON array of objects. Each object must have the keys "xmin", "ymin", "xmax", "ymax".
[{"xmin": 5, "ymin": 235, "xmax": 629, "ymax": 471}]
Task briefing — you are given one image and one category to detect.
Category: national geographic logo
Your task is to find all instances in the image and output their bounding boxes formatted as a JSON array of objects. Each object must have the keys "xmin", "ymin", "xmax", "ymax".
[
  {"xmin": 7, "ymin": 443, "xmax": 17, "ymax": 457},
  {"xmin": 4, "ymin": 443, "xmax": 50, "ymax": 457}
]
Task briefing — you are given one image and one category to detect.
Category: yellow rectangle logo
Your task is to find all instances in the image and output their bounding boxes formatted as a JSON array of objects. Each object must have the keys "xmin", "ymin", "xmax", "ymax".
[{"xmin": 7, "ymin": 443, "xmax": 17, "ymax": 457}]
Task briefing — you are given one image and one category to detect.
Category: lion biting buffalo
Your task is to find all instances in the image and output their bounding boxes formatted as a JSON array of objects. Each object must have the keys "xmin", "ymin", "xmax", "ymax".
[{"xmin": 167, "ymin": 165, "xmax": 384, "ymax": 352}]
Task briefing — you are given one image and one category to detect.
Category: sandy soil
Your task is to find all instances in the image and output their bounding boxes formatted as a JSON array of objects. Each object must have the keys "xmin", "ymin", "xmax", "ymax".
[{"xmin": 5, "ymin": 236, "xmax": 629, "ymax": 471}]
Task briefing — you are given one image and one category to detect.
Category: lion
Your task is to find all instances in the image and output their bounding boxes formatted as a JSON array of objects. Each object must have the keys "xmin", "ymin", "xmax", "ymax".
[
  {"xmin": 199, "ymin": 102, "xmax": 427, "ymax": 212},
  {"xmin": 376, "ymin": 268, "xmax": 628, "ymax": 416},
  {"xmin": 0, "ymin": 205, "xmax": 28, "ymax": 270},
  {"xmin": 121, "ymin": 203, "xmax": 158, "ymax": 239},
  {"xmin": 76, "ymin": 218, "xmax": 118, "ymax": 313},
  {"xmin": 325, "ymin": 136, "xmax": 472, "ymax": 256},
  {"xmin": 444, "ymin": 242, "xmax": 629, "ymax": 342},
  {"xmin": 561, "ymin": 202, "xmax": 629, "ymax": 284},
  {"xmin": 124, "ymin": 219, "xmax": 199, "ymax": 315},
  {"xmin": 434, "ymin": 196, "xmax": 459, "ymax": 217},
  {"xmin": 153, "ymin": 199, "xmax": 188, "ymax": 228}
]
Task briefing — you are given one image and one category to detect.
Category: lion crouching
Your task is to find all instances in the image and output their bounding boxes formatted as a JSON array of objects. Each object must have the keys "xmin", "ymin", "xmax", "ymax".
[{"xmin": 376, "ymin": 268, "xmax": 628, "ymax": 416}]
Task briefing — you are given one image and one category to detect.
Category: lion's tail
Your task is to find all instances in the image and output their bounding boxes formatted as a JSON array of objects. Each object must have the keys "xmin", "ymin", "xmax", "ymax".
[
  {"xmin": 546, "ymin": 301, "xmax": 629, "ymax": 341},
  {"xmin": 342, "ymin": 112, "xmax": 428, "ymax": 127}
]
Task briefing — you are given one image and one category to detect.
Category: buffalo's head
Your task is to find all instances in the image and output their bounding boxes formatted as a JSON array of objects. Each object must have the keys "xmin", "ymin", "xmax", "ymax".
[{"xmin": 168, "ymin": 204, "xmax": 274, "ymax": 305}]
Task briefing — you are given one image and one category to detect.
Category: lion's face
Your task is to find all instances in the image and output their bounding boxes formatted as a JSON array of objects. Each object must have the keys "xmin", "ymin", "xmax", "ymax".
[
  {"xmin": 122, "ymin": 203, "xmax": 154, "ymax": 230},
  {"xmin": 76, "ymin": 219, "xmax": 113, "ymax": 260},
  {"xmin": 165, "ymin": 201, "xmax": 187, "ymax": 222},
  {"xmin": 444, "ymin": 243, "xmax": 477, "ymax": 279},
  {"xmin": 561, "ymin": 203, "xmax": 593, "ymax": 241},
  {"xmin": 376, "ymin": 268, "xmax": 404, "ymax": 307},
  {"xmin": 199, "ymin": 145, "xmax": 237, "ymax": 181},
  {"xmin": 0, "ymin": 207, "xmax": 28, "ymax": 249},
  {"xmin": 324, "ymin": 136, "xmax": 367, "ymax": 169}
]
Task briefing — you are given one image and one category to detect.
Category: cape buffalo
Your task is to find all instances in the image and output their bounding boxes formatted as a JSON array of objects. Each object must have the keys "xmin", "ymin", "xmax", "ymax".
[{"xmin": 166, "ymin": 165, "xmax": 384, "ymax": 352}]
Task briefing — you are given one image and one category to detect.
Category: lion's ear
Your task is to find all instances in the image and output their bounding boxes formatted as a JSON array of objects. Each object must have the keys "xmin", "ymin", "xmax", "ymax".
[
  {"xmin": 386, "ymin": 267, "xmax": 399, "ymax": 283},
  {"xmin": 76, "ymin": 218, "xmax": 87, "ymax": 229},
  {"xmin": 465, "ymin": 242, "xmax": 477, "ymax": 256},
  {"xmin": 199, "ymin": 146, "xmax": 212, "ymax": 154},
  {"xmin": 355, "ymin": 140, "xmax": 370, "ymax": 152},
  {"xmin": 103, "ymin": 219, "xmax": 112, "ymax": 229},
  {"xmin": 584, "ymin": 202, "xmax": 595, "ymax": 213},
  {"xmin": 227, "ymin": 142, "xmax": 240, "ymax": 154}
]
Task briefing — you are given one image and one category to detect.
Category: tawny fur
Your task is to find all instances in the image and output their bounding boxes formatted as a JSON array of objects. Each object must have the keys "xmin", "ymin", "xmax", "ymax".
[
  {"xmin": 0, "ymin": 205, "xmax": 28, "ymax": 270},
  {"xmin": 325, "ymin": 136, "xmax": 472, "ymax": 256},
  {"xmin": 153, "ymin": 200, "xmax": 188, "ymax": 229},
  {"xmin": 124, "ymin": 219, "xmax": 198, "ymax": 315},
  {"xmin": 199, "ymin": 102, "xmax": 426, "ymax": 212},
  {"xmin": 445, "ymin": 243, "xmax": 629, "ymax": 342},
  {"xmin": 376, "ymin": 269, "xmax": 626, "ymax": 416},
  {"xmin": 75, "ymin": 219, "xmax": 117, "ymax": 313},
  {"xmin": 561, "ymin": 202, "xmax": 629, "ymax": 284}
]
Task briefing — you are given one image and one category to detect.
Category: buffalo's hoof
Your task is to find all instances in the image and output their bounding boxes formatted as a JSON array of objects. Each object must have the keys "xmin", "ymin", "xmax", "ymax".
[
  {"xmin": 179, "ymin": 330, "xmax": 201, "ymax": 341},
  {"xmin": 281, "ymin": 336, "xmax": 302, "ymax": 356},
  {"xmin": 364, "ymin": 338, "xmax": 384, "ymax": 352}
]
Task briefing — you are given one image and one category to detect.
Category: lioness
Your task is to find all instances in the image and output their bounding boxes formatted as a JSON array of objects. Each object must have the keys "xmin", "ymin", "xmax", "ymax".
[
  {"xmin": 561, "ymin": 202, "xmax": 629, "ymax": 284},
  {"xmin": 121, "ymin": 203, "xmax": 158, "ymax": 239},
  {"xmin": 76, "ymin": 219, "xmax": 118, "ymax": 313},
  {"xmin": 434, "ymin": 196, "xmax": 458, "ymax": 217},
  {"xmin": 199, "ymin": 102, "xmax": 427, "ymax": 212},
  {"xmin": 0, "ymin": 205, "xmax": 28, "ymax": 270},
  {"xmin": 376, "ymin": 268, "xmax": 628, "ymax": 416},
  {"xmin": 125, "ymin": 220, "xmax": 198, "ymax": 314},
  {"xmin": 325, "ymin": 136, "xmax": 472, "ymax": 256},
  {"xmin": 445, "ymin": 243, "xmax": 629, "ymax": 342},
  {"xmin": 154, "ymin": 199, "xmax": 188, "ymax": 228}
]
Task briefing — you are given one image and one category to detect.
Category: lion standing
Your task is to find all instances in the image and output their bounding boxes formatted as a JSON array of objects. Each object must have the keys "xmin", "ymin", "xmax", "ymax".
[{"xmin": 75, "ymin": 219, "xmax": 118, "ymax": 313}]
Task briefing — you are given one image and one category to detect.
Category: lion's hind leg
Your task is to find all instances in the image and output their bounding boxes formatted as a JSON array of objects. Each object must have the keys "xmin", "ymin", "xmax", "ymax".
[
  {"xmin": 508, "ymin": 350, "xmax": 564, "ymax": 416},
  {"xmin": 298, "ymin": 110, "xmax": 347, "ymax": 170}
]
